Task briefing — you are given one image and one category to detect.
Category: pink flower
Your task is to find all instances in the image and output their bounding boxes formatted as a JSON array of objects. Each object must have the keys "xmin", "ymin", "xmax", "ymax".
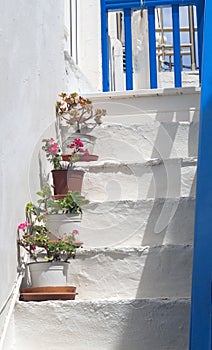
[
  {"xmin": 72, "ymin": 229, "xmax": 79, "ymax": 235},
  {"xmin": 18, "ymin": 221, "xmax": 30, "ymax": 230},
  {"xmin": 69, "ymin": 138, "xmax": 84, "ymax": 149},
  {"xmin": 47, "ymin": 143, "xmax": 59, "ymax": 153},
  {"xmin": 74, "ymin": 138, "xmax": 84, "ymax": 148},
  {"xmin": 49, "ymin": 138, "xmax": 55, "ymax": 143}
]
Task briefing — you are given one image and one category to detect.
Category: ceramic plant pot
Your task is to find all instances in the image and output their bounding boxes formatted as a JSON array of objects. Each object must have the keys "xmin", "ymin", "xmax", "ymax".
[
  {"xmin": 27, "ymin": 261, "xmax": 69, "ymax": 287},
  {"xmin": 51, "ymin": 169, "xmax": 85, "ymax": 197},
  {"xmin": 45, "ymin": 213, "xmax": 81, "ymax": 239},
  {"xmin": 62, "ymin": 154, "xmax": 98, "ymax": 162}
]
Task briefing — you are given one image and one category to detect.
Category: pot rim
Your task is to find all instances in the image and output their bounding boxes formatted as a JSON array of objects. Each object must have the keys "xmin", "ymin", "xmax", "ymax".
[
  {"xmin": 51, "ymin": 169, "xmax": 85, "ymax": 174},
  {"xmin": 27, "ymin": 261, "xmax": 70, "ymax": 266},
  {"xmin": 66, "ymin": 132, "xmax": 97, "ymax": 142}
]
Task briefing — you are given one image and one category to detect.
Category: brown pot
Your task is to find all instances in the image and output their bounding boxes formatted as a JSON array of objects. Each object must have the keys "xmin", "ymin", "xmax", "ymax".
[
  {"xmin": 62, "ymin": 154, "xmax": 98, "ymax": 162},
  {"xmin": 51, "ymin": 169, "xmax": 84, "ymax": 196},
  {"xmin": 20, "ymin": 286, "xmax": 78, "ymax": 301}
]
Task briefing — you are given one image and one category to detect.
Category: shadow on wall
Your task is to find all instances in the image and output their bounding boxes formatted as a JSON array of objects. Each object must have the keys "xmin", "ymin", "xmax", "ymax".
[{"xmin": 64, "ymin": 51, "xmax": 93, "ymax": 93}]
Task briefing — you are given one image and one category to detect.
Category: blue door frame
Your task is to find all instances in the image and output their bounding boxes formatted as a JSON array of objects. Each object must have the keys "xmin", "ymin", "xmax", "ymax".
[
  {"xmin": 189, "ymin": 1, "xmax": 212, "ymax": 349},
  {"xmin": 100, "ymin": 0, "xmax": 199, "ymax": 91}
]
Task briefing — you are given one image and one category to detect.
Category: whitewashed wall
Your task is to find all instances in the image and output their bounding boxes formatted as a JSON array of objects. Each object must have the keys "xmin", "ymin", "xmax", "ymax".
[
  {"xmin": 77, "ymin": 0, "xmax": 102, "ymax": 91},
  {"xmin": 0, "ymin": 0, "xmax": 65, "ymax": 345}
]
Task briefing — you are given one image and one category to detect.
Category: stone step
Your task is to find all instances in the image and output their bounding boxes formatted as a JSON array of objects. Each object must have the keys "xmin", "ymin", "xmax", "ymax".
[
  {"xmin": 91, "ymin": 122, "xmax": 198, "ymax": 161},
  {"xmin": 87, "ymin": 87, "xmax": 199, "ymax": 123},
  {"xmin": 79, "ymin": 157, "xmax": 197, "ymax": 201},
  {"xmin": 69, "ymin": 197, "xmax": 195, "ymax": 248},
  {"xmin": 14, "ymin": 298, "xmax": 190, "ymax": 350},
  {"xmin": 67, "ymin": 245, "xmax": 192, "ymax": 300}
]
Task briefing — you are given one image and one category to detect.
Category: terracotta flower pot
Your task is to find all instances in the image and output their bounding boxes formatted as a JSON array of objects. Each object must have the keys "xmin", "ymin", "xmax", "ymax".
[
  {"xmin": 62, "ymin": 154, "xmax": 98, "ymax": 162},
  {"xmin": 20, "ymin": 286, "xmax": 78, "ymax": 301},
  {"xmin": 51, "ymin": 169, "xmax": 85, "ymax": 197}
]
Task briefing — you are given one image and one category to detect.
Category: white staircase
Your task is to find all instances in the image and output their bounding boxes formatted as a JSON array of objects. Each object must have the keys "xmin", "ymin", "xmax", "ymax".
[{"xmin": 13, "ymin": 87, "xmax": 200, "ymax": 350}]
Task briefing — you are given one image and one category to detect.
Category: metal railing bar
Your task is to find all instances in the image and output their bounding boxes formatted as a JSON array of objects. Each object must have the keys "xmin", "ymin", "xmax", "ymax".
[
  {"xmin": 188, "ymin": 6, "xmax": 197, "ymax": 70},
  {"xmin": 156, "ymin": 26, "xmax": 197, "ymax": 32}
]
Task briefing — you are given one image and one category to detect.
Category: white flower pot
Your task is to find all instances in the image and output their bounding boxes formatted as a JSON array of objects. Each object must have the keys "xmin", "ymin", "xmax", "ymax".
[
  {"xmin": 27, "ymin": 261, "xmax": 69, "ymax": 287},
  {"xmin": 46, "ymin": 213, "xmax": 81, "ymax": 239}
]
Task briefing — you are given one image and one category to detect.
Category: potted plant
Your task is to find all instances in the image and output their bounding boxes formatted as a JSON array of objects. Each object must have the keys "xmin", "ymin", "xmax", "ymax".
[
  {"xmin": 62, "ymin": 137, "xmax": 99, "ymax": 162},
  {"xmin": 17, "ymin": 218, "xmax": 81, "ymax": 300},
  {"xmin": 56, "ymin": 92, "xmax": 106, "ymax": 157},
  {"xmin": 36, "ymin": 184, "xmax": 89, "ymax": 239},
  {"xmin": 42, "ymin": 137, "xmax": 86, "ymax": 196}
]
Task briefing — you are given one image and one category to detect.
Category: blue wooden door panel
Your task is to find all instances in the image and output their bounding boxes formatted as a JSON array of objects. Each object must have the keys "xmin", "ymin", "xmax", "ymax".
[
  {"xmin": 172, "ymin": 4, "xmax": 182, "ymax": 87},
  {"xmin": 142, "ymin": 0, "xmax": 196, "ymax": 7},
  {"xmin": 189, "ymin": 1, "xmax": 211, "ymax": 348}
]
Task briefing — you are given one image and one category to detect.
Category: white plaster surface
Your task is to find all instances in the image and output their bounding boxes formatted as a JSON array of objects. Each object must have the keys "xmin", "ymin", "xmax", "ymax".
[
  {"xmin": 133, "ymin": 10, "xmax": 150, "ymax": 89},
  {"xmin": 14, "ymin": 298, "xmax": 190, "ymax": 350},
  {"xmin": 77, "ymin": 0, "xmax": 102, "ymax": 91},
  {"xmin": 158, "ymin": 71, "xmax": 199, "ymax": 89},
  {"xmin": 0, "ymin": 0, "xmax": 65, "ymax": 343},
  {"xmin": 91, "ymin": 122, "xmax": 199, "ymax": 160},
  {"xmin": 67, "ymin": 245, "xmax": 193, "ymax": 299},
  {"xmin": 80, "ymin": 158, "xmax": 197, "ymax": 201},
  {"xmin": 86, "ymin": 87, "xmax": 200, "ymax": 123},
  {"xmin": 71, "ymin": 197, "xmax": 195, "ymax": 248},
  {"xmin": 64, "ymin": 51, "xmax": 93, "ymax": 93}
]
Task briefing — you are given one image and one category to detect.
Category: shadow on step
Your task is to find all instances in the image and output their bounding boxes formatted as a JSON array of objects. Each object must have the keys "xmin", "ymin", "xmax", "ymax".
[
  {"xmin": 115, "ymin": 299, "xmax": 190, "ymax": 350},
  {"xmin": 114, "ymin": 197, "xmax": 193, "ymax": 350}
]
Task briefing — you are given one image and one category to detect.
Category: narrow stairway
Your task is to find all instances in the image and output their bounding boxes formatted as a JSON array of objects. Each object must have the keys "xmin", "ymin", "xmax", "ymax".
[{"xmin": 13, "ymin": 87, "xmax": 199, "ymax": 350}]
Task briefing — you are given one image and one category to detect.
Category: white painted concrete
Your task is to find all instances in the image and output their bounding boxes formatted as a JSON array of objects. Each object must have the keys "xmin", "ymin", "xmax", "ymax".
[
  {"xmin": 158, "ymin": 71, "xmax": 200, "ymax": 89},
  {"xmin": 133, "ymin": 10, "xmax": 150, "ymax": 89},
  {"xmin": 80, "ymin": 158, "xmax": 196, "ymax": 201},
  {"xmin": 14, "ymin": 298, "xmax": 190, "ymax": 350},
  {"xmin": 0, "ymin": 0, "xmax": 65, "ymax": 344},
  {"xmin": 72, "ymin": 197, "xmax": 195, "ymax": 248},
  {"xmin": 77, "ymin": 0, "xmax": 102, "ymax": 91},
  {"xmin": 64, "ymin": 51, "xmax": 93, "ymax": 93},
  {"xmin": 68, "ymin": 245, "xmax": 192, "ymax": 299},
  {"xmin": 92, "ymin": 122, "xmax": 199, "ymax": 160},
  {"xmin": 85, "ymin": 87, "xmax": 200, "ymax": 121}
]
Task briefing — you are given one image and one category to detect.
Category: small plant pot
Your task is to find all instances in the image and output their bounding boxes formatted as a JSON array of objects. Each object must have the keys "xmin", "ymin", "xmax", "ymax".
[
  {"xmin": 62, "ymin": 133, "xmax": 97, "ymax": 155},
  {"xmin": 27, "ymin": 261, "xmax": 69, "ymax": 287},
  {"xmin": 45, "ymin": 213, "xmax": 82, "ymax": 239},
  {"xmin": 20, "ymin": 286, "xmax": 78, "ymax": 301},
  {"xmin": 62, "ymin": 154, "xmax": 99, "ymax": 162},
  {"xmin": 51, "ymin": 169, "xmax": 85, "ymax": 197}
]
